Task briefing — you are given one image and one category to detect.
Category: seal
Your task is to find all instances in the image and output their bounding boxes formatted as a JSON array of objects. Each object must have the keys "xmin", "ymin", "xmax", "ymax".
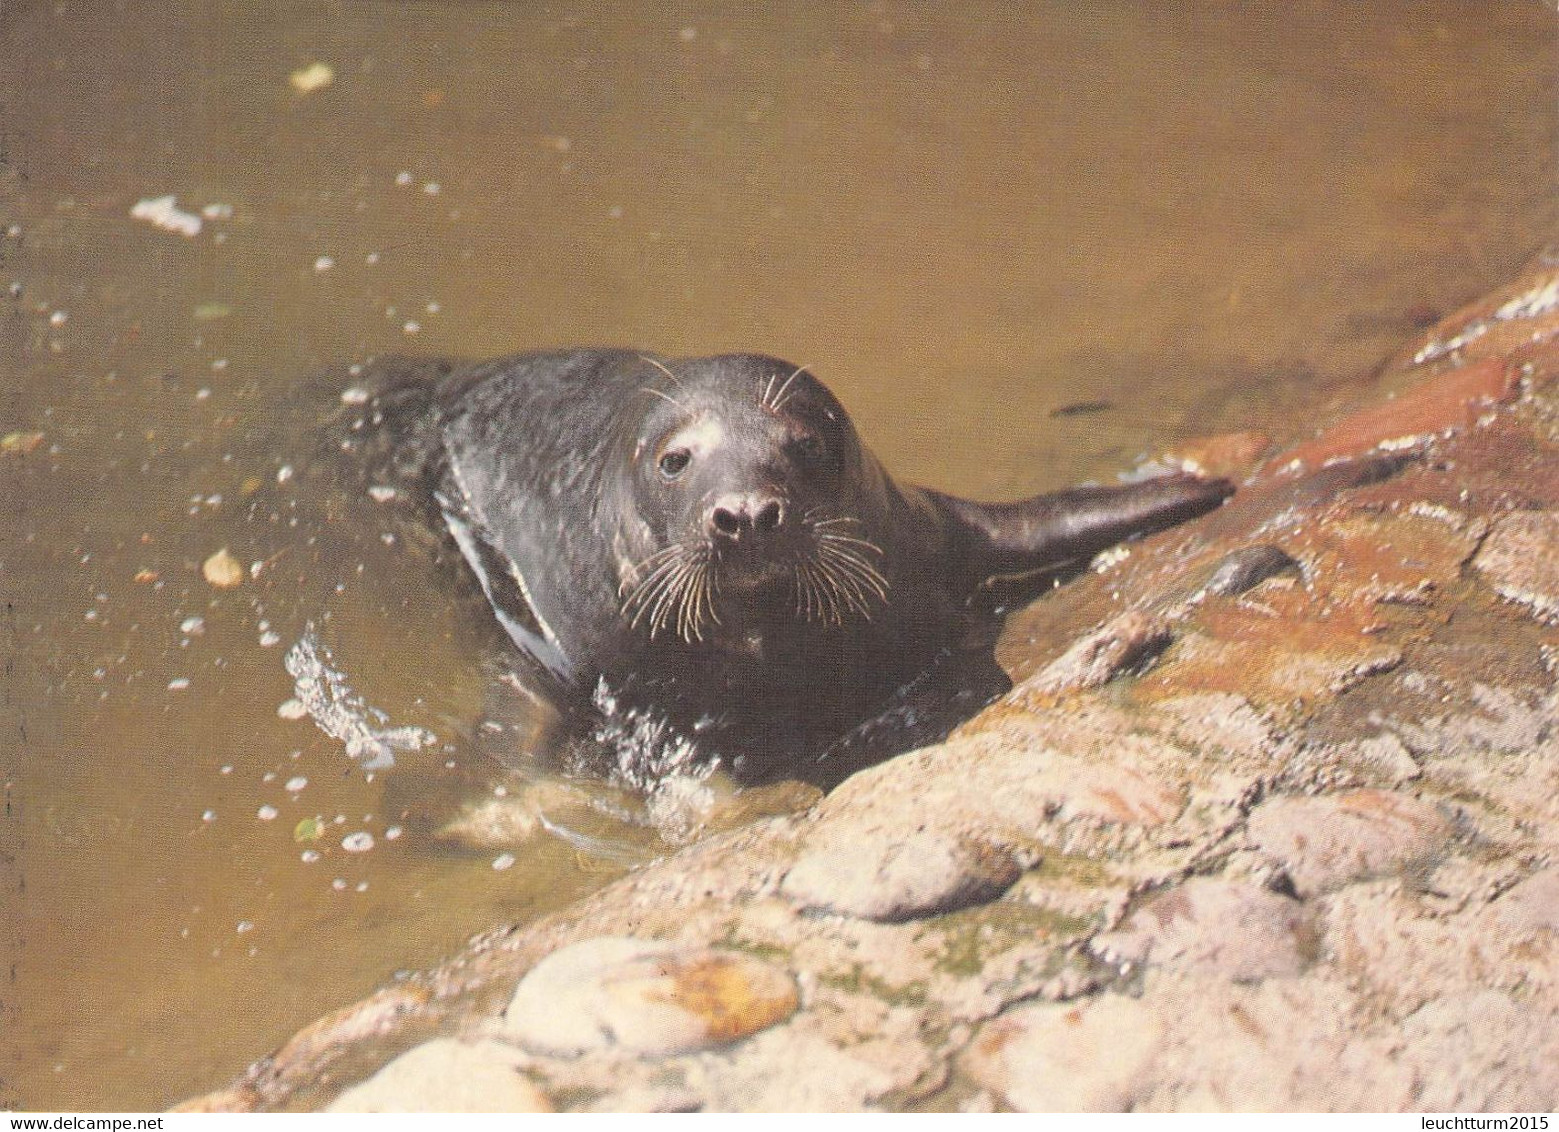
[{"xmin": 406, "ymin": 349, "xmax": 1232, "ymax": 775}]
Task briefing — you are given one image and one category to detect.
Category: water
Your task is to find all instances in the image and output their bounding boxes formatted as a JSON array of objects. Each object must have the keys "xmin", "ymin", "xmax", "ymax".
[{"xmin": 3, "ymin": 0, "xmax": 1554, "ymax": 1111}]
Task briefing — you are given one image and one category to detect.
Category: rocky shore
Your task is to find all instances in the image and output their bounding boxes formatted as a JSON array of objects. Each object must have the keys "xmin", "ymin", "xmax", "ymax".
[{"xmin": 183, "ymin": 258, "xmax": 1559, "ymax": 1112}]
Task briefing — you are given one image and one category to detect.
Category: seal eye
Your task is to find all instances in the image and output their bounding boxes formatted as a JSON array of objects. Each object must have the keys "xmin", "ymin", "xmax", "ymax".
[{"xmin": 658, "ymin": 448, "xmax": 692, "ymax": 480}]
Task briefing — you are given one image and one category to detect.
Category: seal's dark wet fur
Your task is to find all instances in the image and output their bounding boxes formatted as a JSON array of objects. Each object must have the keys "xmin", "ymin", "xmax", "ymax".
[{"xmin": 332, "ymin": 350, "xmax": 1232, "ymax": 782}]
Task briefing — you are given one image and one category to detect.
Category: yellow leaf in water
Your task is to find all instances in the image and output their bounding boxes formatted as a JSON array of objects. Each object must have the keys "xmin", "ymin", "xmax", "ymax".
[{"xmin": 1, "ymin": 431, "xmax": 44, "ymax": 454}]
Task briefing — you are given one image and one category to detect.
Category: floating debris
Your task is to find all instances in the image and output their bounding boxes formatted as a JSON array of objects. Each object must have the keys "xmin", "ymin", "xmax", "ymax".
[
  {"xmin": 294, "ymin": 817, "xmax": 323, "ymax": 843},
  {"xmin": 1, "ymin": 431, "xmax": 45, "ymax": 455},
  {"xmin": 282, "ymin": 630, "xmax": 436, "ymax": 770},
  {"xmin": 492, "ymin": 852, "xmax": 517, "ymax": 871},
  {"xmin": 168, "ymin": 677, "xmax": 191, "ymax": 691},
  {"xmin": 193, "ymin": 302, "xmax": 232, "ymax": 321},
  {"xmin": 289, "ymin": 61, "xmax": 335, "ymax": 94},
  {"xmin": 180, "ymin": 615, "xmax": 206, "ymax": 636},
  {"xmin": 202, "ymin": 547, "xmax": 244, "ymax": 589},
  {"xmin": 259, "ymin": 630, "xmax": 282, "ymax": 648},
  {"xmin": 284, "ymin": 776, "xmax": 308, "ymax": 793},
  {"xmin": 257, "ymin": 805, "xmax": 279, "ymax": 821},
  {"xmin": 313, "ymin": 255, "xmax": 335, "ymax": 273},
  {"xmin": 277, "ymin": 698, "xmax": 308, "ymax": 721},
  {"xmin": 367, "ymin": 485, "xmax": 397, "ymax": 503},
  {"xmin": 341, "ymin": 831, "xmax": 374, "ymax": 853},
  {"xmin": 130, "ymin": 195, "xmax": 203, "ymax": 238}
]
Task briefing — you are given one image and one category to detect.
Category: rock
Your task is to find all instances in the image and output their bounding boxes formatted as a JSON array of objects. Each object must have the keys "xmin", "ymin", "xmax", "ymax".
[
  {"xmin": 1089, "ymin": 877, "xmax": 1308, "ymax": 981},
  {"xmin": 1195, "ymin": 545, "xmax": 1301, "ymax": 599},
  {"xmin": 326, "ymin": 1038, "xmax": 552, "ymax": 1112},
  {"xmin": 1016, "ymin": 611, "xmax": 1172, "ymax": 700},
  {"xmin": 501, "ymin": 937, "xmax": 798, "ymax": 1057},
  {"xmin": 1247, "ymin": 790, "xmax": 1454, "ymax": 897},
  {"xmin": 202, "ymin": 546, "xmax": 245, "ymax": 588},
  {"xmin": 435, "ymin": 796, "xmax": 542, "ymax": 849},
  {"xmin": 1480, "ymin": 866, "xmax": 1559, "ymax": 939},
  {"xmin": 1324, "ymin": 733, "xmax": 1422, "ymax": 784},
  {"xmin": 961, "ymin": 994, "xmax": 1163, "ymax": 1112},
  {"xmin": 1400, "ymin": 992, "xmax": 1559, "ymax": 1111},
  {"xmin": 1472, "ymin": 510, "xmax": 1559, "ymax": 623},
  {"xmin": 1162, "ymin": 430, "xmax": 1271, "ymax": 479},
  {"xmin": 781, "ymin": 827, "xmax": 1021, "ymax": 923},
  {"xmin": 1261, "ymin": 357, "xmax": 1516, "ymax": 475}
]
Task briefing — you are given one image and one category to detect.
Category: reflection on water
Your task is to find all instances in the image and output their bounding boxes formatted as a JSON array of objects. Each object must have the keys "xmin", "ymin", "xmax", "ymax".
[{"xmin": 2, "ymin": 0, "xmax": 1554, "ymax": 1111}]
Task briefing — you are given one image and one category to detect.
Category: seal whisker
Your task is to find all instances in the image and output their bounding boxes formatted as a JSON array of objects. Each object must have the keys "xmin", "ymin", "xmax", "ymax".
[
  {"xmin": 815, "ymin": 531, "xmax": 885, "ymax": 554},
  {"xmin": 620, "ymin": 542, "xmax": 690, "ymax": 592},
  {"xmin": 639, "ymin": 385, "xmax": 691, "ymax": 414},
  {"xmin": 638, "ymin": 354, "xmax": 685, "ymax": 389},
  {"xmin": 768, "ymin": 364, "xmax": 811, "ymax": 414},
  {"xmin": 817, "ymin": 541, "xmax": 891, "ymax": 602},
  {"xmin": 621, "ymin": 547, "xmax": 688, "ymax": 603},
  {"xmin": 622, "ymin": 544, "xmax": 701, "ymax": 633},
  {"xmin": 814, "ymin": 549, "xmax": 874, "ymax": 616},
  {"xmin": 646, "ymin": 558, "xmax": 695, "ymax": 639}
]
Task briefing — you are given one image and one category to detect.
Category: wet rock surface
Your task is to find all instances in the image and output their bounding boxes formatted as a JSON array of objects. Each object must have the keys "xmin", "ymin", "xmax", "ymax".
[{"xmin": 182, "ymin": 261, "xmax": 1559, "ymax": 1112}]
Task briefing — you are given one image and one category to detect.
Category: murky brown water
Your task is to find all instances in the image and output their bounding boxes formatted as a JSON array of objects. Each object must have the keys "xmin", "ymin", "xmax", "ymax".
[{"xmin": 2, "ymin": 0, "xmax": 1554, "ymax": 1111}]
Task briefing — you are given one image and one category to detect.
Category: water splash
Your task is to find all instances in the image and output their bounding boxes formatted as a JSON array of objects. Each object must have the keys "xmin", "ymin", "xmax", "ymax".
[{"xmin": 282, "ymin": 630, "xmax": 435, "ymax": 770}]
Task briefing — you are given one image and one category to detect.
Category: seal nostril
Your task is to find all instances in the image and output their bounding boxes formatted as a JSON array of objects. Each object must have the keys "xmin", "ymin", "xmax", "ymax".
[
  {"xmin": 712, "ymin": 507, "xmax": 741, "ymax": 537},
  {"xmin": 754, "ymin": 500, "xmax": 783, "ymax": 532}
]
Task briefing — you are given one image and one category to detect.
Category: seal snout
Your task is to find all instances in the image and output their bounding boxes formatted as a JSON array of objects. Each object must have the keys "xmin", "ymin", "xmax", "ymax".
[{"xmin": 707, "ymin": 492, "xmax": 787, "ymax": 541}]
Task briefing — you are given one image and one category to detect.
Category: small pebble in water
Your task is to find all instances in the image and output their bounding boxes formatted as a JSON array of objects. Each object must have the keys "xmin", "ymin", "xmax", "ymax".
[
  {"xmin": 492, "ymin": 853, "xmax": 516, "ymax": 871},
  {"xmin": 201, "ymin": 810, "xmax": 216, "ymax": 823},
  {"xmin": 277, "ymin": 698, "xmax": 308, "ymax": 720},
  {"xmin": 49, "ymin": 309, "xmax": 68, "ymax": 326},
  {"xmin": 384, "ymin": 825, "xmax": 402, "ymax": 841},
  {"xmin": 341, "ymin": 831, "xmax": 374, "ymax": 853},
  {"xmin": 314, "ymin": 255, "xmax": 335, "ymax": 273},
  {"xmin": 220, "ymin": 765, "xmax": 233, "ymax": 775},
  {"xmin": 257, "ymin": 805, "xmax": 279, "ymax": 821},
  {"xmin": 276, "ymin": 464, "xmax": 294, "ymax": 483}
]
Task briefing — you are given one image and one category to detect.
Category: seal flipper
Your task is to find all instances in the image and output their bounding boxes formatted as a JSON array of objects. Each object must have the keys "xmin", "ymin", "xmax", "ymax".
[
  {"xmin": 436, "ymin": 486, "xmax": 575, "ymax": 686},
  {"xmin": 931, "ymin": 473, "xmax": 1235, "ymax": 592}
]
